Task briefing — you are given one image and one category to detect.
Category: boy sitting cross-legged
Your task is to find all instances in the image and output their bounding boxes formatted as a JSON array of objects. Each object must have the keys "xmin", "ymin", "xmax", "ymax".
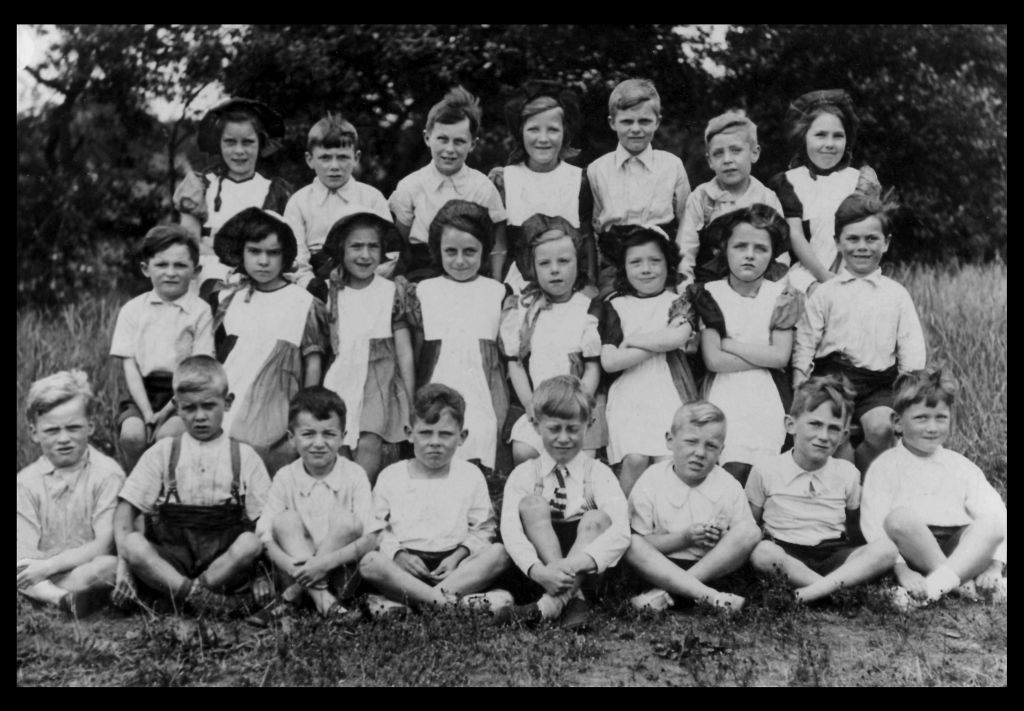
[
  {"xmin": 358, "ymin": 383, "xmax": 513, "ymax": 618},
  {"xmin": 860, "ymin": 369, "xmax": 1006, "ymax": 608},
  {"xmin": 625, "ymin": 401, "xmax": 761, "ymax": 615},
  {"xmin": 746, "ymin": 375, "xmax": 897, "ymax": 603},
  {"xmin": 250, "ymin": 386, "xmax": 379, "ymax": 625},
  {"xmin": 497, "ymin": 375, "xmax": 631, "ymax": 630},
  {"xmin": 18, "ymin": 370, "xmax": 125, "ymax": 618},
  {"xmin": 112, "ymin": 355, "xmax": 271, "ymax": 616}
]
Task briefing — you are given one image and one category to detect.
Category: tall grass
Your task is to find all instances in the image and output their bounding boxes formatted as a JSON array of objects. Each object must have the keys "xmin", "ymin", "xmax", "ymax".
[{"xmin": 16, "ymin": 263, "xmax": 1008, "ymax": 496}]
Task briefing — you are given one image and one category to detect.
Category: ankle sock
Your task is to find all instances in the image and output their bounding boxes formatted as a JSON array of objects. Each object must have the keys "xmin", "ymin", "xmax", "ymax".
[
  {"xmin": 925, "ymin": 566, "xmax": 961, "ymax": 601},
  {"xmin": 536, "ymin": 592, "xmax": 571, "ymax": 619}
]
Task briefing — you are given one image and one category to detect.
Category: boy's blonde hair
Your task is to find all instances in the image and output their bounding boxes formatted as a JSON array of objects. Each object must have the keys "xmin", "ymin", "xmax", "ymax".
[
  {"xmin": 308, "ymin": 113, "xmax": 359, "ymax": 152},
  {"xmin": 425, "ymin": 86, "xmax": 483, "ymax": 136},
  {"xmin": 173, "ymin": 355, "xmax": 229, "ymax": 397},
  {"xmin": 893, "ymin": 368, "xmax": 958, "ymax": 416},
  {"xmin": 608, "ymin": 78, "xmax": 661, "ymax": 118},
  {"xmin": 704, "ymin": 110, "xmax": 758, "ymax": 148},
  {"xmin": 26, "ymin": 369, "xmax": 94, "ymax": 422},
  {"xmin": 670, "ymin": 400, "xmax": 726, "ymax": 435},
  {"xmin": 532, "ymin": 375, "xmax": 594, "ymax": 422}
]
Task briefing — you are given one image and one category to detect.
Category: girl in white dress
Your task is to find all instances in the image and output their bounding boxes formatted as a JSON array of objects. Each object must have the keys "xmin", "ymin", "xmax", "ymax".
[
  {"xmin": 598, "ymin": 226, "xmax": 699, "ymax": 496},
  {"xmin": 499, "ymin": 214, "xmax": 604, "ymax": 464},
  {"xmin": 209, "ymin": 208, "xmax": 327, "ymax": 475},
  {"xmin": 174, "ymin": 98, "xmax": 292, "ymax": 293},
  {"xmin": 314, "ymin": 212, "xmax": 414, "ymax": 484},
  {"xmin": 490, "ymin": 82, "xmax": 596, "ymax": 294},
  {"xmin": 696, "ymin": 205, "xmax": 798, "ymax": 486},
  {"xmin": 768, "ymin": 90, "xmax": 880, "ymax": 294},
  {"xmin": 406, "ymin": 200, "xmax": 511, "ymax": 472}
]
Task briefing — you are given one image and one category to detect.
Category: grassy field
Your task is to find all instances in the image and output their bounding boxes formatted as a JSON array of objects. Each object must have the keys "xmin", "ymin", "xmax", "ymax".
[{"xmin": 16, "ymin": 261, "xmax": 1007, "ymax": 686}]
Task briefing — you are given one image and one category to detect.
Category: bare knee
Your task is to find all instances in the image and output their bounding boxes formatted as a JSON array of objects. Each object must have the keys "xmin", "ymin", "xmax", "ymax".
[
  {"xmin": 971, "ymin": 512, "xmax": 1007, "ymax": 543},
  {"xmin": 231, "ymin": 532, "xmax": 263, "ymax": 563},
  {"xmin": 119, "ymin": 420, "xmax": 146, "ymax": 451},
  {"xmin": 358, "ymin": 551, "xmax": 387, "ymax": 580},
  {"xmin": 519, "ymin": 494, "xmax": 552, "ymax": 522},
  {"xmin": 750, "ymin": 541, "xmax": 786, "ymax": 573},
  {"xmin": 272, "ymin": 510, "xmax": 305, "ymax": 541},
  {"xmin": 860, "ymin": 410, "xmax": 894, "ymax": 447},
  {"xmin": 328, "ymin": 512, "xmax": 362, "ymax": 542},
  {"xmin": 481, "ymin": 542, "xmax": 511, "ymax": 568},
  {"xmin": 883, "ymin": 507, "xmax": 926, "ymax": 539},
  {"xmin": 579, "ymin": 509, "xmax": 611, "ymax": 535},
  {"xmin": 622, "ymin": 454, "xmax": 649, "ymax": 472},
  {"xmin": 119, "ymin": 531, "xmax": 151, "ymax": 566},
  {"xmin": 731, "ymin": 522, "xmax": 763, "ymax": 552}
]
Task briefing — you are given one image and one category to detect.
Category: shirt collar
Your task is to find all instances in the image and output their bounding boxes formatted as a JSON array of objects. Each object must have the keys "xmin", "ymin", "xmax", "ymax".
[
  {"xmin": 781, "ymin": 450, "xmax": 830, "ymax": 487},
  {"xmin": 836, "ymin": 266, "xmax": 883, "ymax": 285},
  {"xmin": 615, "ymin": 143, "xmax": 654, "ymax": 170},
  {"xmin": 894, "ymin": 439, "xmax": 946, "ymax": 462},
  {"xmin": 146, "ymin": 289, "xmax": 201, "ymax": 314},
  {"xmin": 664, "ymin": 461, "xmax": 726, "ymax": 507},
  {"xmin": 295, "ymin": 457, "xmax": 347, "ymax": 495},
  {"xmin": 429, "ymin": 162, "xmax": 470, "ymax": 192},
  {"xmin": 311, "ymin": 176, "xmax": 354, "ymax": 206},
  {"xmin": 537, "ymin": 450, "xmax": 587, "ymax": 481},
  {"xmin": 35, "ymin": 447, "xmax": 93, "ymax": 479}
]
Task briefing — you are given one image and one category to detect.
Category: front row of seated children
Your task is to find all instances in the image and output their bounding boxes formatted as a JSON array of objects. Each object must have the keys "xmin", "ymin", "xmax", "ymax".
[{"xmin": 19, "ymin": 360, "xmax": 1005, "ymax": 624}]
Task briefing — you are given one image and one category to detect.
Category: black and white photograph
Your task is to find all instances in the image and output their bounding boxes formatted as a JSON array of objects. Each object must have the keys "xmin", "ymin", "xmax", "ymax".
[{"xmin": 16, "ymin": 24, "xmax": 1006, "ymax": 686}]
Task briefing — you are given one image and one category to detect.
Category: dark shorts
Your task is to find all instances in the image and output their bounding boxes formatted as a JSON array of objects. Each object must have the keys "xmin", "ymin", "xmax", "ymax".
[
  {"xmin": 144, "ymin": 502, "xmax": 256, "ymax": 589},
  {"xmin": 929, "ymin": 525, "xmax": 968, "ymax": 557},
  {"xmin": 116, "ymin": 372, "xmax": 175, "ymax": 429},
  {"xmin": 812, "ymin": 354, "xmax": 897, "ymax": 422},
  {"xmin": 405, "ymin": 547, "xmax": 461, "ymax": 573},
  {"xmin": 772, "ymin": 536, "xmax": 858, "ymax": 576}
]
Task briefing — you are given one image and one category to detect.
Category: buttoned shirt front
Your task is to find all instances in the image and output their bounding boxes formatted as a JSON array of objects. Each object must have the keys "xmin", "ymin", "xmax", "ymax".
[
  {"xmin": 110, "ymin": 290, "xmax": 214, "ymax": 376},
  {"xmin": 388, "ymin": 163, "xmax": 506, "ymax": 245},
  {"xmin": 630, "ymin": 460, "xmax": 755, "ymax": 561},
  {"xmin": 255, "ymin": 456, "xmax": 376, "ymax": 547},
  {"xmin": 284, "ymin": 177, "xmax": 392, "ymax": 285},
  {"xmin": 746, "ymin": 451, "xmax": 860, "ymax": 546},
  {"xmin": 17, "ymin": 447, "xmax": 125, "ymax": 560},
  {"xmin": 587, "ymin": 145, "xmax": 690, "ymax": 234},
  {"xmin": 500, "ymin": 451, "xmax": 630, "ymax": 576},
  {"xmin": 118, "ymin": 433, "xmax": 270, "ymax": 521},
  {"xmin": 792, "ymin": 267, "xmax": 926, "ymax": 376},
  {"xmin": 861, "ymin": 442, "xmax": 1007, "ymax": 565}
]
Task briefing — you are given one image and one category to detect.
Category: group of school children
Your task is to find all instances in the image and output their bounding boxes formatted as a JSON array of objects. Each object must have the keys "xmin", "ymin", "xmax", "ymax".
[{"xmin": 18, "ymin": 79, "xmax": 1006, "ymax": 631}]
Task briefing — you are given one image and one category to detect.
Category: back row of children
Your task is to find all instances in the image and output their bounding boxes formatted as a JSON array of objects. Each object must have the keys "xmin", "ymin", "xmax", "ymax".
[{"xmin": 19, "ymin": 363, "xmax": 1005, "ymax": 626}]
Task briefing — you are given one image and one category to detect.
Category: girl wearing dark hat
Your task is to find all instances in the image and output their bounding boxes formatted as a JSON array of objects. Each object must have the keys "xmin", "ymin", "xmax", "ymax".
[
  {"xmin": 174, "ymin": 98, "xmax": 293, "ymax": 289},
  {"xmin": 315, "ymin": 211, "xmax": 413, "ymax": 484},
  {"xmin": 490, "ymin": 82, "xmax": 597, "ymax": 294},
  {"xmin": 208, "ymin": 207, "xmax": 327, "ymax": 475},
  {"xmin": 768, "ymin": 89, "xmax": 881, "ymax": 293}
]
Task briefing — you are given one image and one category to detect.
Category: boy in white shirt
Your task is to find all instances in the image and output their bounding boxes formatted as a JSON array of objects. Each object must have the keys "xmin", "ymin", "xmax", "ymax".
[
  {"xmin": 498, "ymin": 375, "xmax": 631, "ymax": 630},
  {"xmin": 626, "ymin": 401, "xmax": 761, "ymax": 614},
  {"xmin": 861, "ymin": 369, "xmax": 1006, "ymax": 607},
  {"xmin": 18, "ymin": 370, "xmax": 125, "ymax": 618},
  {"xmin": 112, "ymin": 355, "xmax": 271, "ymax": 617},
  {"xmin": 251, "ymin": 387, "xmax": 378, "ymax": 624},
  {"xmin": 358, "ymin": 384, "xmax": 512, "ymax": 617}
]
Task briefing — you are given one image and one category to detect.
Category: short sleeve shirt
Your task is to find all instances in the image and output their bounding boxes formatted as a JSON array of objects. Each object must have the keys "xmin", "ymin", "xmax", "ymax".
[
  {"xmin": 388, "ymin": 164, "xmax": 506, "ymax": 244},
  {"xmin": 110, "ymin": 290, "xmax": 214, "ymax": 376}
]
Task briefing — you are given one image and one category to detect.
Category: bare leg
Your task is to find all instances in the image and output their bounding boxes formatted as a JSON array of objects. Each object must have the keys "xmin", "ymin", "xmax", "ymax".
[
  {"xmin": 618, "ymin": 454, "xmax": 651, "ymax": 498},
  {"xmin": 358, "ymin": 551, "xmax": 448, "ymax": 607},
  {"xmin": 795, "ymin": 539, "xmax": 896, "ymax": 602},
  {"xmin": 855, "ymin": 407, "xmax": 895, "ymax": 476},
  {"xmin": 355, "ymin": 433, "xmax": 384, "ymax": 486},
  {"xmin": 625, "ymin": 534, "xmax": 722, "ymax": 603},
  {"xmin": 518, "ymin": 495, "xmax": 568, "ymax": 565},
  {"xmin": 687, "ymin": 522, "xmax": 761, "ymax": 583},
  {"xmin": 885, "ymin": 507, "xmax": 1006, "ymax": 583},
  {"xmin": 119, "ymin": 417, "xmax": 148, "ymax": 473},
  {"xmin": 750, "ymin": 540, "xmax": 822, "ymax": 588},
  {"xmin": 200, "ymin": 532, "xmax": 262, "ymax": 591},
  {"xmin": 436, "ymin": 543, "xmax": 511, "ymax": 596},
  {"xmin": 120, "ymin": 530, "xmax": 190, "ymax": 599}
]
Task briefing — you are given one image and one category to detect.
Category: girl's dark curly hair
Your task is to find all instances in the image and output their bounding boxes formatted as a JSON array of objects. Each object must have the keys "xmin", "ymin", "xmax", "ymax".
[
  {"xmin": 213, "ymin": 207, "xmax": 298, "ymax": 275},
  {"xmin": 427, "ymin": 199, "xmax": 494, "ymax": 269},
  {"xmin": 706, "ymin": 203, "xmax": 790, "ymax": 260},
  {"xmin": 608, "ymin": 225, "xmax": 681, "ymax": 295}
]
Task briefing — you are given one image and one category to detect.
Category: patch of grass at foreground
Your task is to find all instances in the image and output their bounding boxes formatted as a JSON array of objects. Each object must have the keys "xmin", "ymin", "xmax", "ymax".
[{"xmin": 17, "ymin": 572, "xmax": 1007, "ymax": 687}]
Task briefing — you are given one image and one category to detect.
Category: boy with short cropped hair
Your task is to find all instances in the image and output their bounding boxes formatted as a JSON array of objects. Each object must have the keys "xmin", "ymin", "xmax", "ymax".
[
  {"xmin": 18, "ymin": 370, "xmax": 125, "ymax": 618},
  {"xmin": 678, "ymin": 110, "xmax": 787, "ymax": 283},
  {"xmin": 112, "ymin": 355, "xmax": 271, "ymax": 616},
  {"xmin": 587, "ymin": 78, "xmax": 691, "ymax": 294},
  {"xmin": 284, "ymin": 114, "xmax": 392, "ymax": 287},
  {"xmin": 792, "ymin": 192, "xmax": 926, "ymax": 475},
  {"xmin": 746, "ymin": 376, "xmax": 897, "ymax": 603},
  {"xmin": 498, "ymin": 375, "xmax": 631, "ymax": 629},
  {"xmin": 358, "ymin": 384, "xmax": 513, "ymax": 617},
  {"xmin": 251, "ymin": 386, "xmax": 378, "ymax": 624},
  {"xmin": 626, "ymin": 401, "xmax": 761, "ymax": 614},
  {"xmin": 388, "ymin": 86, "xmax": 508, "ymax": 281},
  {"xmin": 111, "ymin": 225, "xmax": 213, "ymax": 472},
  {"xmin": 861, "ymin": 369, "xmax": 1006, "ymax": 608}
]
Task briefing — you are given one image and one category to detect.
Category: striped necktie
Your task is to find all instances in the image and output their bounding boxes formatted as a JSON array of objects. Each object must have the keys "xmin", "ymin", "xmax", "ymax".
[{"xmin": 551, "ymin": 465, "xmax": 569, "ymax": 520}]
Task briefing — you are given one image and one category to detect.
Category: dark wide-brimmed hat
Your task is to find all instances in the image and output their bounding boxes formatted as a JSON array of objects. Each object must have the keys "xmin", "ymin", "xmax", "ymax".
[
  {"xmin": 197, "ymin": 98, "xmax": 286, "ymax": 157},
  {"xmin": 322, "ymin": 210, "xmax": 397, "ymax": 263},
  {"xmin": 213, "ymin": 207, "xmax": 298, "ymax": 273}
]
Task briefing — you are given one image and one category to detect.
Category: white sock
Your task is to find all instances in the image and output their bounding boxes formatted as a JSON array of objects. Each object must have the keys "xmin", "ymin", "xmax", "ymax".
[
  {"xmin": 536, "ymin": 592, "xmax": 571, "ymax": 619},
  {"xmin": 925, "ymin": 566, "xmax": 961, "ymax": 601}
]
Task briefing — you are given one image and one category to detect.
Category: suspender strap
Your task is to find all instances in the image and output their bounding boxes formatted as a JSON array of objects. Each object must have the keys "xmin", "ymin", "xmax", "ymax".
[
  {"xmin": 229, "ymin": 437, "xmax": 243, "ymax": 504},
  {"xmin": 163, "ymin": 435, "xmax": 182, "ymax": 504}
]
